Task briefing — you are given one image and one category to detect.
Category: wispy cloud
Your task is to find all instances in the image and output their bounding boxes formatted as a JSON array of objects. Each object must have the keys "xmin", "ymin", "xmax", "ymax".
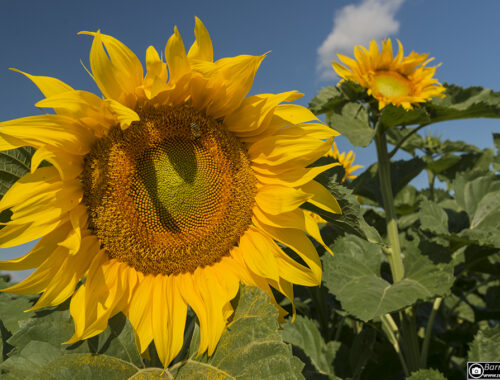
[{"xmin": 317, "ymin": 0, "xmax": 404, "ymax": 80}]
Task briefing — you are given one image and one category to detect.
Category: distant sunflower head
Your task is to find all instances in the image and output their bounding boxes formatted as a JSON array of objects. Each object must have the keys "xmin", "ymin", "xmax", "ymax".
[
  {"xmin": 327, "ymin": 142, "xmax": 362, "ymax": 183},
  {"xmin": 0, "ymin": 18, "xmax": 341, "ymax": 368},
  {"xmin": 332, "ymin": 39, "xmax": 445, "ymax": 110}
]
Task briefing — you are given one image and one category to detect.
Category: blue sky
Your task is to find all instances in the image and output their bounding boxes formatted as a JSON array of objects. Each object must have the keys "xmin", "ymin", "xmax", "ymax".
[{"xmin": 1, "ymin": 0, "xmax": 499, "ymax": 280}]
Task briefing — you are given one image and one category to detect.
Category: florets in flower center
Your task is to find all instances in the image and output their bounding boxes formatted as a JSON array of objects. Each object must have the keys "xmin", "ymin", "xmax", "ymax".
[{"xmin": 82, "ymin": 105, "xmax": 256, "ymax": 275}]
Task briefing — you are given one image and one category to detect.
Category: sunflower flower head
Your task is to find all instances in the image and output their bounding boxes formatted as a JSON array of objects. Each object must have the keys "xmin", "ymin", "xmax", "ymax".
[
  {"xmin": 332, "ymin": 39, "xmax": 445, "ymax": 110},
  {"xmin": 328, "ymin": 142, "xmax": 363, "ymax": 183},
  {"xmin": 0, "ymin": 18, "xmax": 341, "ymax": 368}
]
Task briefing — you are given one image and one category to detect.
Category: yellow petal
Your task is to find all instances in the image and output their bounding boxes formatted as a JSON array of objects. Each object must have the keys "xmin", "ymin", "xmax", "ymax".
[
  {"xmin": 126, "ymin": 274, "xmax": 154, "ymax": 353},
  {"xmin": 248, "ymin": 135, "xmax": 334, "ymax": 167},
  {"xmin": 224, "ymin": 91, "xmax": 302, "ymax": 136},
  {"xmin": 30, "ymin": 235, "xmax": 98, "ymax": 310},
  {"xmin": 80, "ymin": 31, "xmax": 143, "ymax": 108},
  {"xmin": 253, "ymin": 219, "xmax": 322, "ymax": 285},
  {"xmin": 105, "ymin": 99, "xmax": 140, "ymax": 130},
  {"xmin": 255, "ymin": 185, "xmax": 312, "ymax": 215},
  {"xmin": 301, "ymin": 180, "xmax": 342, "ymax": 215},
  {"xmin": 192, "ymin": 54, "xmax": 266, "ymax": 118},
  {"xmin": 0, "ymin": 222, "xmax": 71, "ymax": 270},
  {"xmin": 10, "ymin": 68, "xmax": 74, "ymax": 98},
  {"xmin": 143, "ymin": 46, "xmax": 169, "ymax": 99},
  {"xmin": 152, "ymin": 275, "xmax": 187, "ymax": 368},
  {"xmin": 0, "ymin": 166, "xmax": 60, "ymax": 212},
  {"xmin": 253, "ymin": 162, "xmax": 339, "ymax": 187},
  {"xmin": 1, "ymin": 246, "xmax": 67, "ymax": 294},
  {"xmin": 238, "ymin": 227, "xmax": 280, "ymax": 282},
  {"xmin": 0, "ymin": 115, "xmax": 93, "ymax": 155},
  {"xmin": 187, "ymin": 17, "xmax": 213, "ymax": 62},
  {"xmin": 35, "ymin": 90, "xmax": 116, "ymax": 134},
  {"xmin": 177, "ymin": 272, "xmax": 209, "ymax": 355},
  {"xmin": 66, "ymin": 254, "xmax": 131, "ymax": 343},
  {"xmin": 254, "ymin": 206, "xmax": 333, "ymax": 255},
  {"xmin": 165, "ymin": 26, "xmax": 190, "ymax": 84},
  {"xmin": 0, "ymin": 216, "xmax": 68, "ymax": 248},
  {"xmin": 57, "ymin": 205, "xmax": 88, "ymax": 255},
  {"xmin": 31, "ymin": 146, "xmax": 83, "ymax": 181}
]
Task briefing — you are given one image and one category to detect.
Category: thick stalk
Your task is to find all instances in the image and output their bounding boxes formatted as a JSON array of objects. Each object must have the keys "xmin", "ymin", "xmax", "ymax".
[
  {"xmin": 400, "ymin": 310, "xmax": 421, "ymax": 372},
  {"xmin": 381, "ymin": 314, "xmax": 409, "ymax": 377},
  {"xmin": 374, "ymin": 130, "xmax": 404, "ymax": 282},
  {"xmin": 420, "ymin": 297, "xmax": 442, "ymax": 367},
  {"xmin": 427, "ymin": 169, "xmax": 436, "ymax": 201}
]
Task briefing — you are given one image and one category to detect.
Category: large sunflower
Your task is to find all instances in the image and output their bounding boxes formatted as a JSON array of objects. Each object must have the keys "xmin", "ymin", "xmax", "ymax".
[
  {"xmin": 332, "ymin": 39, "xmax": 445, "ymax": 110},
  {"xmin": 0, "ymin": 18, "xmax": 341, "ymax": 367}
]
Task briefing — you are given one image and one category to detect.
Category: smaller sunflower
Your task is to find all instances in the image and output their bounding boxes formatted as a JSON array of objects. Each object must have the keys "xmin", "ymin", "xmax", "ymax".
[
  {"xmin": 327, "ymin": 142, "xmax": 362, "ymax": 184},
  {"xmin": 332, "ymin": 39, "xmax": 445, "ymax": 110}
]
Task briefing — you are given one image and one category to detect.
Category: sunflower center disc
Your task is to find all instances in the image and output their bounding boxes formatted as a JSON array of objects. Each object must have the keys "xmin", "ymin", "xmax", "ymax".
[
  {"xmin": 82, "ymin": 105, "xmax": 256, "ymax": 275},
  {"xmin": 373, "ymin": 71, "xmax": 412, "ymax": 98}
]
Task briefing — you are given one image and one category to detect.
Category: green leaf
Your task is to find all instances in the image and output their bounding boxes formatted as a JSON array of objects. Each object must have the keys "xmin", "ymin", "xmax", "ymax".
[
  {"xmin": 419, "ymin": 199, "xmax": 449, "ymax": 235},
  {"xmin": 326, "ymin": 103, "xmax": 374, "ymax": 147},
  {"xmin": 32, "ymin": 354, "xmax": 138, "ymax": 380},
  {"xmin": 0, "ymin": 340, "xmax": 62, "ymax": 379},
  {"xmin": 0, "ymin": 290, "xmax": 36, "ymax": 335},
  {"xmin": 309, "ymin": 86, "xmax": 347, "ymax": 115},
  {"xmin": 453, "ymin": 172, "xmax": 500, "ymax": 218},
  {"xmin": 322, "ymin": 235, "xmax": 454, "ymax": 322},
  {"xmin": 351, "ymin": 158, "xmax": 427, "ymax": 205},
  {"xmin": 385, "ymin": 127, "xmax": 424, "ymax": 156},
  {"xmin": 407, "ymin": 368, "xmax": 447, "ymax": 380},
  {"xmin": 169, "ymin": 285, "xmax": 305, "ymax": 380},
  {"xmin": 426, "ymin": 154, "xmax": 461, "ymax": 174},
  {"xmin": 309, "ymin": 82, "xmax": 368, "ymax": 115},
  {"xmin": 129, "ymin": 368, "xmax": 168, "ymax": 379},
  {"xmin": 0, "ymin": 147, "xmax": 33, "ymax": 199},
  {"xmin": 380, "ymin": 105, "xmax": 430, "ymax": 129},
  {"xmin": 90, "ymin": 313, "xmax": 144, "ymax": 368},
  {"xmin": 6, "ymin": 309, "xmax": 85, "ymax": 355},
  {"xmin": 468, "ymin": 326, "xmax": 500, "ymax": 362},
  {"xmin": 425, "ymin": 83, "xmax": 500, "ymax": 123},
  {"xmin": 493, "ymin": 133, "xmax": 500, "ymax": 171},
  {"xmin": 305, "ymin": 181, "xmax": 380, "ymax": 243},
  {"xmin": 281, "ymin": 316, "xmax": 340, "ymax": 379},
  {"xmin": 394, "ymin": 185, "xmax": 418, "ymax": 215}
]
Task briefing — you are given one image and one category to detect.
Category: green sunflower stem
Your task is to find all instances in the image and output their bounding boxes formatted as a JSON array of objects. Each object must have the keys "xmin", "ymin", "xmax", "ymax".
[
  {"xmin": 420, "ymin": 297, "xmax": 443, "ymax": 368},
  {"xmin": 374, "ymin": 129, "xmax": 404, "ymax": 283}
]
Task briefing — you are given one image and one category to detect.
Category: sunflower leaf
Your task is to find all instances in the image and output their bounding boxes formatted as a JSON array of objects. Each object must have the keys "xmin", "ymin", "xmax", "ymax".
[
  {"xmin": 322, "ymin": 235, "xmax": 454, "ymax": 322},
  {"xmin": 280, "ymin": 315, "xmax": 340, "ymax": 380},
  {"xmin": 351, "ymin": 158, "xmax": 427, "ymax": 205},
  {"xmin": 0, "ymin": 147, "xmax": 33, "ymax": 199},
  {"xmin": 0, "ymin": 277, "xmax": 36, "ymax": 336},
  {"xmin": 169, "ymin": 284, "xmax": 305, "ymax": 380},
  {"xmin": 468, "ymin": 326, "xmax": 500, "ymax": 362},
  {"xmin": 326, "ymin": 104, "xmax": 374, "ymax": 147},
  {"xmin": 425, "ymin": 83, "xmax": 500, "ymax": 123},
  {"xmin": 418, "ymin": 199, "xmax": 449, "ymax": 235},
  {"xmin": 407, "ymin": 369, "xmax": 447, "ymax": 380},
  {"xmin": 380, "ymin": 105, "xmax": 430, "ymax": 129}
]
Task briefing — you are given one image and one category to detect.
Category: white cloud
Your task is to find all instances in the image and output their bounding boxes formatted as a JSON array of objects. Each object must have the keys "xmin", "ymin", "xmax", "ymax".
[{"xmin": 317, "ymin": 0, "xmax": 404, "ymax": 80}]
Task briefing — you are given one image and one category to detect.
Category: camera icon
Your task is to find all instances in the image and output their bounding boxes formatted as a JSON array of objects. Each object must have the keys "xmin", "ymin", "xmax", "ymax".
[{"xmin": 469, "ymin": 363, "xmax": 484, "ymax": 378}]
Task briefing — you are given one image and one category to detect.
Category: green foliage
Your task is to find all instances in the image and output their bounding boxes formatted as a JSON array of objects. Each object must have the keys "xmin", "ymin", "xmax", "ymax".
[
  {"xmin": 351, "ymin": 158, "xmax": 427, "ymax": 204},
  {"xmin": 169, "ymin": 285, "xmax": 304, "ymax": 380},
  {"xmin": 322, "ymin": 235, "xmax": 453, "ymax": 322},
  {"xmin": 0, "ymin": 147, "xmax": 33, "ymax": 199},
  {"xmin": 407, "ymin": 368, "xmax": 447, "ymax": 380},
  {"xmin": 468, "ymin": 326, "xmax": 500, "ymax": 362},
  {"xmin": 281, "ymin": 315, "xmax": 340, "ymax": 379}
]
